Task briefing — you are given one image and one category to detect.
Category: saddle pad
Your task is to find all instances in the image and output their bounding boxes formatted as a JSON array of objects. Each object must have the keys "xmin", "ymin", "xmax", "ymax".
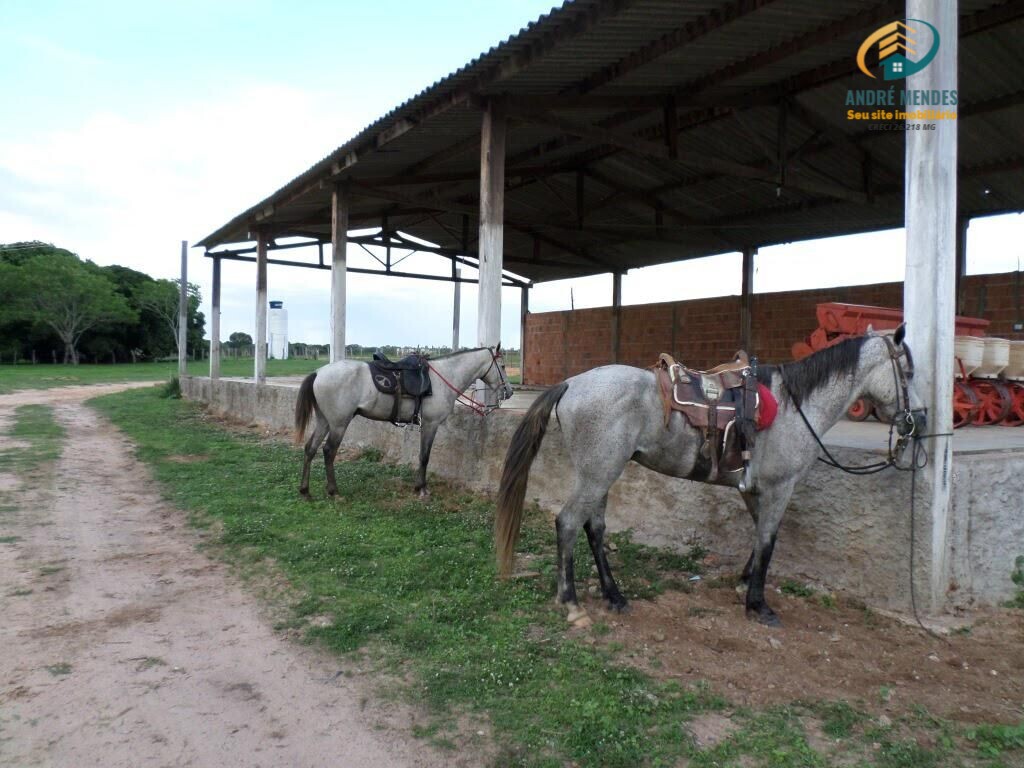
[{"xmin": 756, "ymin": 383, "xmax": 777, "ymax": 430}]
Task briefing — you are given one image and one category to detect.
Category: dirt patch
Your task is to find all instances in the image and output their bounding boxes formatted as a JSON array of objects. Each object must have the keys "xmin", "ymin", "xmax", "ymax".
[
  {"xmin": 0, "ymin": 384, "xmax": 464, "ymax": 767},
  {"xmin": 585, "ymin": 582, "xmax": 1024, "ymax": 724},
  {"xmin": 687, "ymin": 712, "xmax": 741, "ymax": 749}
]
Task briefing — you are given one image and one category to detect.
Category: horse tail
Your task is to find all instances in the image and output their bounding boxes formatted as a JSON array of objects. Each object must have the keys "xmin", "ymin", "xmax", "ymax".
[
  {"xmin": 496, "ymin": 381, "xmax": 569, "ymax": 577},
  {"xmin": 294, "ymin": 372, "xmax": 318, "ymax": 444}
]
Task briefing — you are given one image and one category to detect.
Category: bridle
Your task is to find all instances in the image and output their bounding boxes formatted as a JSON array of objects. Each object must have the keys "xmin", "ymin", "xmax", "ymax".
[
  {"xmin": 427, "ymin": 347, "xmax": 511, "ymax": 417},
  {"xmin": 882, "ymin": 334, "xmax": 923, "ymax": 444},
  {"xmin": 781, "ymin": 335, "xmax": 926, "ymax": 475}
]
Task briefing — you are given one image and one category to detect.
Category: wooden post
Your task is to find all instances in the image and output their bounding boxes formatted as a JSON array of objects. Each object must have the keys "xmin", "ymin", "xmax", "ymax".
[
  {"xmin": 331, "ymin": 183, "xmax": 349, "ymax": 362},
  {"xmin": 178, "ymin": 240, "xmax": 188, "ymax": 377},
  {"xmin": 520, "ymin": 285, "xmax": 529, "ymax": 384},
  {"xmin": 210, "ymin": 255, "xmax": 221, "ymax": 379},
  {"xmin": 478, "ymin": 100, "xmax": 506, "ymax": 404},
  {"xmin": 453, "ymin": 268, "xmax": 462, "ymax": 350},
  {"xmin": 904, "ymin": 0, "xmax": 957, "ymax": 612},
  {"xmin": 741, "ymin": 247, "xmax": 756, "ymax": 351},
  {"xmin": 255, "ymin": 233, "xmax": 268, "ymax": 384},
  {"xmin": 611, "ymin": 271, "xmax": 623, "ymax": 363}
]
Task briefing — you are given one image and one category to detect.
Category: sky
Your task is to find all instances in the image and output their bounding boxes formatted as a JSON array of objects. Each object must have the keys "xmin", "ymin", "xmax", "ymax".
[{"xmin": 2, "ymin": 1, "xmax": 1022, "ymax": 351}]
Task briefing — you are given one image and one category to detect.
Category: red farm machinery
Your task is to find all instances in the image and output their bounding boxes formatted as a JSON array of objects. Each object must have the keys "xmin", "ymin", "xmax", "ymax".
[{"xmin": 791, "ymin": 302, "xmax": 1024, "ymax": 428}]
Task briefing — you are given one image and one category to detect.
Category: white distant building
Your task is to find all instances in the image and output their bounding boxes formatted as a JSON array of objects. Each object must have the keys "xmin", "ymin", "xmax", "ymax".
[{"xmin": 269, "ymin": 300, "xmax": 288, "ymax": 359}]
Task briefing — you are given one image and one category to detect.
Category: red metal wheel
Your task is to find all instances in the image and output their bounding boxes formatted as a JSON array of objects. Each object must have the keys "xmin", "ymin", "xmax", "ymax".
[
  {"xmin": 970, "ymin": 380, "xmax": 1012, "ymax": 426},
  {"xmin": 1001, "ymin": 382, "xmax": 1024, "ymax": 427},
  {"xmin": 846, "ymin": 398, "xmax": 872, "ymax": 421},
  {"xmin": 952, "ymin": 381, "xmax": 979, "ymax": 429}
]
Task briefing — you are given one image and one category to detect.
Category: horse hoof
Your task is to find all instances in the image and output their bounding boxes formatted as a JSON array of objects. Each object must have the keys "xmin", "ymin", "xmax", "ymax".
[
  {"xmin": 417, "ymin": 488, "xmax": 430, "ymax": 500},
  {"xmin": 326, "ymin": 489, "xmax": 338, "ymax": 498},
  {"xmin": 746, "ymin": 607, "xmax": 782, "ymax": 627},
  {"xmin": 566, "ymin": 606, "xmax": 592, "ymax": 628},
  {"xmin": 606, "ymin": 598, "xmax": 630, "ymax": 614}
]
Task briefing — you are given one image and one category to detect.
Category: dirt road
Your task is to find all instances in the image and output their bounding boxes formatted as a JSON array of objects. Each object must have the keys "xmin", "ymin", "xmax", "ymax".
[{"xmin": 0, "ymin": 385, "xmax": 453, "ymax": 768}]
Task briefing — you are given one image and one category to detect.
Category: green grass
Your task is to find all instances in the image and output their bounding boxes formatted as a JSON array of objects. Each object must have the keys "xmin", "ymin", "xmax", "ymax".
[
  {"xmin": 90, "ymin": 387, "xmax": 1024, "ymax": 768},
  {"xmin": 0, "ymin": 404, "xmax": 65, "ymax": 477},
  {"xmin": 0, "ymin": 358, "xmax": 321, "ymax": 394}
]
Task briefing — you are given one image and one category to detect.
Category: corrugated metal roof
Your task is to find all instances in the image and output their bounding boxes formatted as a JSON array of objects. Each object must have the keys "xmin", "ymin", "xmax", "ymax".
[{"xmin": 198, "ymin": 0, "xmax": 1024, "ymax": 283}]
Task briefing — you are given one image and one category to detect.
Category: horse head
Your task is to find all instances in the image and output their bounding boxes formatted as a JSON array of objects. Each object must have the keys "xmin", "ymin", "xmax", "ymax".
[
  {"xmin": 860, "ymin": 324, "xmax": 927, "ymax": 438},
  {"xmin": 484, "ymin": 343, "xmax": 515, "ymax": 402}
]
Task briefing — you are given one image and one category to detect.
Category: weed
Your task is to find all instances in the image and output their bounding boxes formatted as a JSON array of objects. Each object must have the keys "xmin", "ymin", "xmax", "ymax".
[
  {"xmin": 965, "ymin": 722, "xmax": 1024, "ymax": 758},
  {"xmin": 0, "ymin": 535, "xmax": 21, "ymax": 543},
  {"xmin": 780, "ymin": 579, "xmax": 814, "ymax": 598},
  {"xmin": 815, "ymin": 700, "xmax": 868, "ymax": 739},
  {"xmin": 45, "ymin": 662, "xmax": 72, "ymax": 676},
  {"xmin": 131, "ymin": 656, "xmax": 167, "ymax": 672},
  {"xmin": 1007, "ymin": 556, "xmax": 1024, "ymax": 609},
  {"xmin": 159, "ymin": 376, "xmax": 182, "ymax": 399}
]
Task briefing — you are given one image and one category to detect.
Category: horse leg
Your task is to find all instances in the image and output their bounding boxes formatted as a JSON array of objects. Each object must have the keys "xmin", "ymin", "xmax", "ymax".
[
  {"xmin": 414, "ymin": 422, "xmax": 439, "ymax": 499},
  {"xmin": 743, "ymin": 482, "xmax": 795, "ymax": 627},
  {"xmin": 739, "ymin": 493, "xmax": 759, "ymax": 584},
  {"xmin": 555, "ymin": 508, "xmax": 588, "ymax": 626},
  {"xmin": 322, "ymin": 418, "xmax": 353, "ymax": 497},
  {"xmin": 582, "ymin": 501, "xmax": 627, "ymax": 612},
  {"xmin": 299, "ymin": 413, "xmax": 330, "ymax": 497}
]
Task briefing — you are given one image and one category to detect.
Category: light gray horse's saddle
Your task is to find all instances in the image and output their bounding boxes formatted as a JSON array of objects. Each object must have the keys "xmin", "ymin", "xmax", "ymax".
[{"xmin": 654, "ymin": 351, "xmax": 758, "ymax": 485}]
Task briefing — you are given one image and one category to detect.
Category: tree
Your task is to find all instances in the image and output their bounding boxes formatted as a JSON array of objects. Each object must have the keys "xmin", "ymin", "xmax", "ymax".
[
  {"xmin": 15, "ymin": 252, "xmax": 136, "ymax": 364},
  {"xmin": 135, "ymin": 279, "xmax": 203, "ymax": 358},
  {"xmin": 227, "ymin": 331, "xmax": 253, "ymax": 349}
]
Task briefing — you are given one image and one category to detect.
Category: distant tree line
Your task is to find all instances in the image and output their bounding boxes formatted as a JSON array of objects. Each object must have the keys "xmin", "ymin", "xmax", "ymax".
[{"xmin": 0, "ymin": 241, "xmax": 205, "ymax": 365}]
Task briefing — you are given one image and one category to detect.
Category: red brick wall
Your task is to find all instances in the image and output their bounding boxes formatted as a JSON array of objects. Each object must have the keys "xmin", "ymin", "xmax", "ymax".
[{"xmin": 522, "ymin": 272, "xmax": 1024, "ymax": 385}]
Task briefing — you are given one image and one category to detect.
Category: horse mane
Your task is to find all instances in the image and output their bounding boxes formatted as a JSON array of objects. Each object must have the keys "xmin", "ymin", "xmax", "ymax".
[{"xmin": 759, "ymin": 335, "xmax": 868, "ymax": 405}]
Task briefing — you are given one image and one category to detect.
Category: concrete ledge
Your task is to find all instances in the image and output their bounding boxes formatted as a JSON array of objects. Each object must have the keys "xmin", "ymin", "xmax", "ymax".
[{"xmin": 182, "ymin": 375, "xmax": 1024, "ymax": 612}]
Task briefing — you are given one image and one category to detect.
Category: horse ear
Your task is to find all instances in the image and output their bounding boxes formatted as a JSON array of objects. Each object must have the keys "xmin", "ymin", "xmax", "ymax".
[
  {"xmin": 496, "ymin": 342, "xmax": 502, "ymax": 353},
  {"xmin": 894, "ymin": 323, "xmax": 906, "ymax": 346},
  {"xmin": 865, "ymin": 324, "xmax": 875, "ymax": 336}
]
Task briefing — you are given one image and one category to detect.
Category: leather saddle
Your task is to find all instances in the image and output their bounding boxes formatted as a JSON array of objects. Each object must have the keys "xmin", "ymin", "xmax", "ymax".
[
  {"xmin": 655, "ymin": 351, "xmax": 759, "ymax": 486},
  {"xmin": 368, "ymin": 352, "xmax": 433, "ymax": 424}
]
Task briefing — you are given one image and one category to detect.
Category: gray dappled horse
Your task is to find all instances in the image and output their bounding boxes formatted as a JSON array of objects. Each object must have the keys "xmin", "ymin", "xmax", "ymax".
[
  {"xmin": 496, "ymin": 327, "xmax": 925, "ymax": 627},
  {"xmin": 295, "ymin": 346, "xmax": 513, "ymax": 498}
]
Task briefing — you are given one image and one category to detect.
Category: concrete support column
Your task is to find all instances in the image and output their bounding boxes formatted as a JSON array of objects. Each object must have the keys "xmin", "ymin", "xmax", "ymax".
[
  {"xmin": 178, "ymin": 240, "xmax": 188, "ymax": 377},
  {"xmin": 255, "ymin": 233, "xmax": 268, "ymax": 384},
  {"xmin": 453, "ymin": 268, "xmax": 462, "ymax": 351},
  {"xmin": 741, "ymin": 247, "xmax": 756, "ymax": 351},
  {"xmin": 520, "ymin": 285, "xmax": 529, "ymax": 384},
  {"xmin": 478, "ymin": 100, "xmax": 506, "ymax": 404},
  {"xmin": 331, "ymin": 184, "xmax": 349, "ymax": 362},
  {"xmin": 904, "ymin": 0, "xmax": 957, "ymax": 612},
  {"xmin": 210, "ymin": 255, "xmax": 221, "ymax": 380},
  {"xmin": 611, "ymin": 271, "xmax": 623, "ymax": 363}
]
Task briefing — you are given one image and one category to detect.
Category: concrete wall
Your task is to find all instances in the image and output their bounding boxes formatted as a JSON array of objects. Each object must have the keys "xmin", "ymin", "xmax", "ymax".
[
  {"xmin": 182, "ymin": 375, "xmax": 1024, "ymax": 612},
  {"xmin": 524, "ymin": 270, "xmax": 1024, "ymax": 386}
]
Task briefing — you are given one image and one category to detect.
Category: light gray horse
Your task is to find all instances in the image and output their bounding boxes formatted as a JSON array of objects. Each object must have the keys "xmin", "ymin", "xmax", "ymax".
[
  {"xmin": 496, "ymin": 327, "xmax": 925, "ymax": 627},
  {"xmin": 295, "ymin": 346, "xmax": 513, "ymax": 498}
]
